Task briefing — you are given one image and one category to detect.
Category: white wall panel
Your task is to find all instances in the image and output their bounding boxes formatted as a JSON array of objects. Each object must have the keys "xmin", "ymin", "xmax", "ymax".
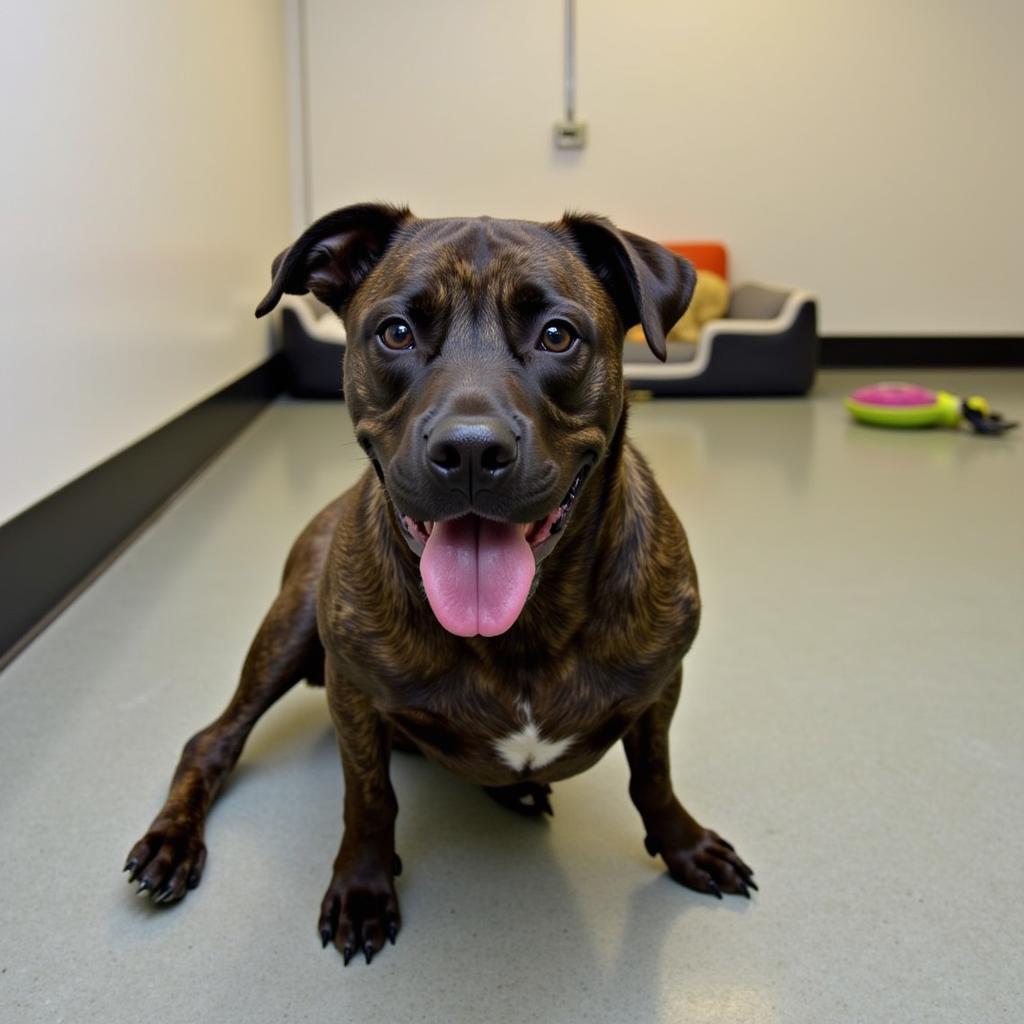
[
  {"xmin": 302, "ymin": 0, "xmax": 1022, "ymax": 336},
  {"xmin": 0, "ymin": 1, "xmax": 292, "ymax": 523}
]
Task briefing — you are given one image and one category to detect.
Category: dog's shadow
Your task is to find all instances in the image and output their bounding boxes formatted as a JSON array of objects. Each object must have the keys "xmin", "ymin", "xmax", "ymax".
[
  {"xmin": 388, "ymin": 755, "xmax": 747, "ymax": 1016},
  {"xmin": 200, "ymin": 691, "xmax": 740, "ymax": 1013}
]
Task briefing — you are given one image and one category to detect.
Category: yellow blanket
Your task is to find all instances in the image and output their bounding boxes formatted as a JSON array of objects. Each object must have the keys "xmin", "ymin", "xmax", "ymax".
[{"xmin": 626, "ymin": 269, "xmax": 728, "ymax": 344}]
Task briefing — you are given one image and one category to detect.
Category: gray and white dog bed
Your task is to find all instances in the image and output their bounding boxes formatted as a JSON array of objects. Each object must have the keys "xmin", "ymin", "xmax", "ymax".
[{"xmin": 274, "ymin": 283, "xmax": 818, "ymax": 399}]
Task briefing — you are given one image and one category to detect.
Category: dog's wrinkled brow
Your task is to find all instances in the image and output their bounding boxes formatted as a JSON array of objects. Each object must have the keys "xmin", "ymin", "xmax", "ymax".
[
  {"xmin": 507, "ymin": 282, "xmax": 547, "ymax": 317},
  {"xmin": 407, "ymin": 286, "xmax": 447, "ymax": 326}
]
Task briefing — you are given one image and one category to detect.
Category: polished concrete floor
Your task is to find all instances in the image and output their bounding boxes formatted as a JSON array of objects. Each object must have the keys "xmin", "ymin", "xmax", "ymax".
[{"xmin": 1, "ymin": 371, "xmax": 1022, "ymax": 1023}]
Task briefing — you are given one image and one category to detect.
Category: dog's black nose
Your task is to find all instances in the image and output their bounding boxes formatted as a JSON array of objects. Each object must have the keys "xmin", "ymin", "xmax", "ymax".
[{"xmin": 426, "ymin": 416, "xmax": 518, "ymax": 488}]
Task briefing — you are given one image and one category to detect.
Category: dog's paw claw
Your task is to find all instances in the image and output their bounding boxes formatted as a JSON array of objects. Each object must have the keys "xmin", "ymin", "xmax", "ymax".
[
  {"xmin": 483, "ymin": 781, "xmax": 555, "ymax": 818},
  {"xmin": 123, "ymin": 821, "xmax": 207, "ymax": 906},
  {"xmin": 318, "ymin": 863, "xmax": 401, "ymax": 965},
  {"xmin": 655, "ymin": 827, "xmax": 755, "ymax": 900}
]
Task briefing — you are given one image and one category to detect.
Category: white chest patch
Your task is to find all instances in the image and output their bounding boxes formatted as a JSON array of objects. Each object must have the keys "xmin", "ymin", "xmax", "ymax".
[{"xmin": 493, "ymin": 702, "xmax": 574, "ymax": 773}]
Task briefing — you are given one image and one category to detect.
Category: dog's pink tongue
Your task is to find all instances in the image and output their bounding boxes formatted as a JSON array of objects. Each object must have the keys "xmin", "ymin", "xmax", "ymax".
[{"xmin": 420, "ymin": 516, "xmax": 536, "ymax": 637}]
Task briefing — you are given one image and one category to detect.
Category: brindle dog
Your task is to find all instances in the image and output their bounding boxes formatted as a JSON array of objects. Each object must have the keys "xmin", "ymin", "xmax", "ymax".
[{"xmin": 124, "ymin": 203, "xmax": 755, "ymax": 964}]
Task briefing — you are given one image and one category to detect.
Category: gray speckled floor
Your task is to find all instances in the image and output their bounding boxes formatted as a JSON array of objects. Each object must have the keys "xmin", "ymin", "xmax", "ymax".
[{"xmin": 2, "ymin": 371, "xmax": 1023, "ymax": 1023}]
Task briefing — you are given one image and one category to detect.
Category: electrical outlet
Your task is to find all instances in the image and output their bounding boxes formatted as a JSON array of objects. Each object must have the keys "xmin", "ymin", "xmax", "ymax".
[{"xmin": 553, "ymin": 120, "xmax": 587, "ymax": 150}]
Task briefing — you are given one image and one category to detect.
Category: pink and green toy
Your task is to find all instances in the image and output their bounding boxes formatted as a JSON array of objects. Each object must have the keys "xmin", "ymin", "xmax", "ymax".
[{"xmin": 845, "ymin": 382, "xmax": 1018, "ymax": 435}]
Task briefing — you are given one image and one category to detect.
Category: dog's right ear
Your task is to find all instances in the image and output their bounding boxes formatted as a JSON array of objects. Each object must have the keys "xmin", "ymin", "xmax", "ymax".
[
  {"xmin": 254, "ymin": 203, "xmax": 412, "ymax": 318},
  {"xmin": 555, "ymin": 213, "xmax": 696, "ymax": 362}
]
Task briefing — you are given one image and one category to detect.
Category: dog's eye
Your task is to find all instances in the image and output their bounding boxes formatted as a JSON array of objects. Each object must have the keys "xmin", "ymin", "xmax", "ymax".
[
  {"xmin": 538, "ymin": 321, "xmax": 578, "ymax": 353},
  {"xmin": 377, "ymin": 319, "xmax": 415, "ymax": 351}
]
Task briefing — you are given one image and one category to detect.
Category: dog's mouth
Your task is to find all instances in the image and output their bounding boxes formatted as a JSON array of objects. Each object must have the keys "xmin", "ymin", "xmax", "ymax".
[
  {"xmin": 396, "ymin": 466, "xmax": 590, "ymax": 638},
  {"xmin": 399, "ymin": 466, "xmax": 588, "ymax": 551}
]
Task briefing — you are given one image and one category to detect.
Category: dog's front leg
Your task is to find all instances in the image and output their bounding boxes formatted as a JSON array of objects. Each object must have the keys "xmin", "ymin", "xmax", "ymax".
[
  {"xmin": 318, "ymin": 659, "xmax": 401, "ymax": 965},
  {"xmin": 124, "ymin": 566, "xmax": 321, "ymax": 903},
  {"xmin": 622, "ymin": 667, "xmax": 756, "ymax": 898}
]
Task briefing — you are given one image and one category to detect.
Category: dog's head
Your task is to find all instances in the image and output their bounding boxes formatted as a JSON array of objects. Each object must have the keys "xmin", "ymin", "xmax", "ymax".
[{"xmin": 256, "ymin": 204, "xmax": 695, "ymax": 638}]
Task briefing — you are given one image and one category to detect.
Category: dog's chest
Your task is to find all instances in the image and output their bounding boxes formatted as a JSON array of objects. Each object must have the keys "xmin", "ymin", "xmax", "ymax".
[
  {"xmin": 489, "ymin": 700, "xmax": 574, "ymax": 773},
  {"xmin": 382, "ymin": 663, "xmax": 642, "ymax": 785}
]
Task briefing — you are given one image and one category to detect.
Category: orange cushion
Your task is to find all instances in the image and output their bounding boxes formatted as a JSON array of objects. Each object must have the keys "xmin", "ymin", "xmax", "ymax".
[{"xmin": 663, "ymin": 242, "xmax": 728, "ymax": 282}]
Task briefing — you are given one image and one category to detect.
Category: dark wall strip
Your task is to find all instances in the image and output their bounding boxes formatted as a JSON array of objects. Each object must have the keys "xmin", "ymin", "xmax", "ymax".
[
  {"xmin": 821, "ymin": 336, "xmax": 1024, "ymax": 367},
  {"xmin": 0, "ymin": 354, "xmax": 286, "ymax": 669}
]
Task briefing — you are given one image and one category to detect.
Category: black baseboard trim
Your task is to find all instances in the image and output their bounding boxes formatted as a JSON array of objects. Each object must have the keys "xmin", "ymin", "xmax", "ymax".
[
  {"xmin": 821, "ymin": 336, "xmax": 1024, "ymax": 367},
  {"xmin": 0, "ymin": 354, "xmax": 287, "ymax": 670}
]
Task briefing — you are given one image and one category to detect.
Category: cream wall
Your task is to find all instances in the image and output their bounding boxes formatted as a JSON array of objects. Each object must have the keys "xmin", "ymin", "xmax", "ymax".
[
  {"xmin": 0, "ymin": 2, "xmax": 291, "ymax": 524},
  {"xmin": 302, "ymin": 0, "xmax": 1022, "ymax": 337}
]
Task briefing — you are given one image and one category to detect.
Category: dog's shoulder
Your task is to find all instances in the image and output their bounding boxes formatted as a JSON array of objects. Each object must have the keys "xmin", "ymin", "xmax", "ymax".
[
  {"xmin": 317, "ymin": 470, "xmax": 455, "ymax": 678},
  {"xmin": 588, "ymin": 439, "xmax": 701, "ymax": 665}
]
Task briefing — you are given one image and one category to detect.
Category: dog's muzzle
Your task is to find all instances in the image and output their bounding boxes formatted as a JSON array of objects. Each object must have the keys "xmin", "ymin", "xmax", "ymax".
[{"xmin": 380, "ymin": 414, "xmax": 592, "ymax": 638}]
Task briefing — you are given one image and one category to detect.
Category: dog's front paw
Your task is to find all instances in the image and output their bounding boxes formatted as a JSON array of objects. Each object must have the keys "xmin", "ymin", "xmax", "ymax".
[
  {"xmin": 123, "ymin": 817, "xmax": 207, "ymax": 904},
  {"xmin": 318, "ymin": 853, "xmax": 402, "ymax": 965},
  {"xmin": 645, "ymin": 827, "xmax": 756, "ymax": 899}
]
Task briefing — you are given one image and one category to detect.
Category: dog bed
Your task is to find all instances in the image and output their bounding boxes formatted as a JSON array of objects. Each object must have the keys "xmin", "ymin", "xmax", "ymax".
[{"xmin": 274, "ymin": 242, "xmax": 819, "ymax": 398}]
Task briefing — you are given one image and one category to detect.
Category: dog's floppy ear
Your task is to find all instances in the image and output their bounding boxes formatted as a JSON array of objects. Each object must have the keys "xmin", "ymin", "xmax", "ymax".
[
  {"xmin": 556, "ymin": 213, "xmax": 696, "ymax": 362},
  {"xmin": 254, "ymin": 202, "xmax": 413, "ymax": 318}
]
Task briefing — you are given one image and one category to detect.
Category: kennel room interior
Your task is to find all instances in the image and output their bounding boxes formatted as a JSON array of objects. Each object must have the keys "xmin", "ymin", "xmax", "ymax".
[{"xmin": 1, "ymin": 3, "xmax": 1021, "ymax": 1023}]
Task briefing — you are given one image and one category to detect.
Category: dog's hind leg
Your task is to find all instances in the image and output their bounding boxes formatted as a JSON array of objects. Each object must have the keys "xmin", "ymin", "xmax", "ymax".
[
  {"xmin": 482, "ymin": 781, "xmax": 554, "ymax": 817},
  {"xmin": 123, "ymin": 499, "xmax": 342, "ymax": 904},
  {"xmin": 622, "ymin": 666, "xmax": 756, "ymax": 899}
]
